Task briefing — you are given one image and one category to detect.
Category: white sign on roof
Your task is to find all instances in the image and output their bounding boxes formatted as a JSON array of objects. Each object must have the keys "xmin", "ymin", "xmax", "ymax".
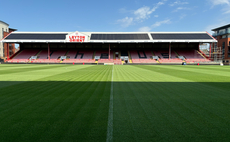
[{"xmin": 66, "ymin": 31, "xmax": 88, "ymax": 42}]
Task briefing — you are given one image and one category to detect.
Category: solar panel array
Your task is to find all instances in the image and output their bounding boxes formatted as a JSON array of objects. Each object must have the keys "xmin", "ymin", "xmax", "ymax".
[
  {"xmin": 151, "ymin": 33, "xmax": 213, "ymax": 40},
  {"xmin": 4, "ymin": 33, "xmax": 215, "ymax": 41},
  {"xmin": 90, "ymin": 34, "xmax": 150, "ymax": 40},
  {"xmin": 5, "ymin": 33, "xmax": 67, "ymax": 40}
]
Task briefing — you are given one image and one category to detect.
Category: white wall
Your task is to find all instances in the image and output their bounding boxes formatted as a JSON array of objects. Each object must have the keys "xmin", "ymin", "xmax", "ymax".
[{"xmin": 0, "ymin": 21, "xmax": 9, "ymax": 58}]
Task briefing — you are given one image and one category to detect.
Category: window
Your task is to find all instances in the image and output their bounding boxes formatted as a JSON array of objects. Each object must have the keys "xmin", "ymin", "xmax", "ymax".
[{"xmin": 219, "ymin": 29, "xmax": 225, "ymax": 34}]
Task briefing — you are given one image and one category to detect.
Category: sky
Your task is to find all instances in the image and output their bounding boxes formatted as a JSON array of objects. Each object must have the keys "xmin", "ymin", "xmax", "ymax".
[{"xmin": 1, "ymin": 0, "xmax": 230, "ymax": 34}]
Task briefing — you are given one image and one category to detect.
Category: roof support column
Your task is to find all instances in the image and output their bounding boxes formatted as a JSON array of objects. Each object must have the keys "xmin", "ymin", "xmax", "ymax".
[
  {"xmin": 109, "ymin": 44, "xmax": 110, "ymax": 60},
  {"xmin": 7, "ymin": 43, "xmax": 9, "ymax": 60},
  {"xmin": 169, "ymin": 43, "xmax": 171, "ymax": 59},
  {"xmin": 48, "ymin": 43, "xmax": 50, "ymax": 60}
]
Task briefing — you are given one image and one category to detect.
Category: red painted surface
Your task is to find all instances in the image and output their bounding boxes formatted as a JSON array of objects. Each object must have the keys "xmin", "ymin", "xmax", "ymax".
[
  {"xmin": 206, "ymin": 31, "xmax": 217, "ymax": 41},
  {"xmin": 7, "ymin": 43, "xmax": 9, "ymax": 60}
]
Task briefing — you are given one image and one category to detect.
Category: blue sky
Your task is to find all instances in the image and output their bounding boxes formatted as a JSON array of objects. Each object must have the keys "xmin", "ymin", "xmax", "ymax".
[{"xmin": 1, "ymin": 0, "xmax": 230, "ymax": 34}]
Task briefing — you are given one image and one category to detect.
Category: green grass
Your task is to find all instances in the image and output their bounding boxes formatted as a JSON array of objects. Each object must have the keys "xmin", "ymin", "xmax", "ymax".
[{"xmin": 0, "ymin": 64, "xmax": 230, "ymax": 141}]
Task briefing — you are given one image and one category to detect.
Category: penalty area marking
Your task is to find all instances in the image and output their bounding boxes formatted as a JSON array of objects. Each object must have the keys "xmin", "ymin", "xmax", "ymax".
[{"xmin": 106, "ymin": 65, "xmax": 114, "ymax": 142}]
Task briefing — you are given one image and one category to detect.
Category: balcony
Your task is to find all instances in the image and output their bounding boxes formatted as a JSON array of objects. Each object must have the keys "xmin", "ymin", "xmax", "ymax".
[{"xmin": 212, "ymin": 29, "xmax": 230, "ymax": 37}]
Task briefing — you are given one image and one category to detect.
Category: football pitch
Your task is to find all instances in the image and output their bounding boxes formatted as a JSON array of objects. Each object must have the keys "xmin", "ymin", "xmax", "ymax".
[{"xmin": 0, "ymin": 64, "xmax": 230, "ymax": 141}]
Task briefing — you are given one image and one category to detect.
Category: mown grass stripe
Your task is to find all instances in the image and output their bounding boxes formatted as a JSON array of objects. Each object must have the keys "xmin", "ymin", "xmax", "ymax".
[
  {"xmin": 106, "ymin": 65, "xmax": 114, "ymax": 142},
  {"xmin": 112, "ymin": 65, "xmax": 230, "ymax": 141},
  {"xmin": 1, "ymin": 64, "xmax": 230, "ymax": 141}
]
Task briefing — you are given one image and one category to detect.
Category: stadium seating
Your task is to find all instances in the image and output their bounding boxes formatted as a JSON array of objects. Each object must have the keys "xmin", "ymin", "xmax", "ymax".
[
  {"xmin": 66, "ymin": 50, "xmax": 78, "ymax": 59},
  {"xmin": 94, "ymin": 50, "xmax": 114, "ymax": 63},
  {"xmin": 77, "ymin": 50, "xmax": 94, "ymax": 59},
  {"xmin": 175, "ymin": 49, "xmax": 210, "ymax": 62},
  {"xmin": 6, "ymin": 48, "xmax": 211, "ymax": 64},
  {"xmin": 37, "ymin": 49, "xmax": 49, "ymax": 59},
  {"xmin": 50, "ymin": 49, "xmax": 68, "ymax": 59},
  {"xmin": 130, "ymin": 50, "xmax": 157, "ymax": 63},
  {"xmin": 13, "ymin": 49, "xmax": 40, "ymax": 60}
]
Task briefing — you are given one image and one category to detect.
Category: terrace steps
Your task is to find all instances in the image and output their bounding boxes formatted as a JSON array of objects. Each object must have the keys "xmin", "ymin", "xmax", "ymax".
[
  {"xmin": 197, "ymin": 50, "xmax": 207, "ymax": 59},
  {"xmin": 36, "ymin": 50, "xmax": 42, "ymax": 56},
  {"xmin": 65, "ymin": 51, "xmax": 69, "ymax": 56}
]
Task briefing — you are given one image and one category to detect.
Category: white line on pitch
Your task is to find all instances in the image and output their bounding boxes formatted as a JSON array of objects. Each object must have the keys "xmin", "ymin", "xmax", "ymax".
[{"xmin": 106, "ymin": 65, "xmax": 114, "ymax": 142}]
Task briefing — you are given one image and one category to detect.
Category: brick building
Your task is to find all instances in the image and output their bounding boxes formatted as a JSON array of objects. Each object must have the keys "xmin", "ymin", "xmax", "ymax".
[
  {"xmin": 0, "ymin": 20, "xmax": 9, "ymax": 58},
  {"xmin": 3, "ymin": 28, "xmax": 17, "ymax": 58},
  {"xmin": 0, "ymin": 20, "xmax": 17, "ymax": 59},
  {"xmin": 212, "ymin": 24, "xmax": 230, "ymax": 63}
]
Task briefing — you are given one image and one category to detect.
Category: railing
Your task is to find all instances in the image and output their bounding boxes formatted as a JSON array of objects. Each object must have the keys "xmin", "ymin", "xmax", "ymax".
[{"xmin": 212, "ymin": 29, "xmax": 230, "ymax": 36}]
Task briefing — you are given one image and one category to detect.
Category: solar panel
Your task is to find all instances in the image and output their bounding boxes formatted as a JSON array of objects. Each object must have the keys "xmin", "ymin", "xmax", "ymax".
[
  {"xmin": 151, "ymin": 33, "xmax": 213, "ymax": 40},
  {"xmin": 90, "ymin": 34, "xmax": 150, "ymax": 40},
  {"xmin": 5, "ymin": 33, "xmax": 67, "ymax": 40}
]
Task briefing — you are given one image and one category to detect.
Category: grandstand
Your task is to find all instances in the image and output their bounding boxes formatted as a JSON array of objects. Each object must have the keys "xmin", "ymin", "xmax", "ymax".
[{"xmin": 1, "ymin": 31, "xmax": 217, "ymax": 64}]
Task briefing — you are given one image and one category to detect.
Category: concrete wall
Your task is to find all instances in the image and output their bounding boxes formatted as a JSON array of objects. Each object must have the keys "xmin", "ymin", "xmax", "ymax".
[{"xmin": 0, "ymin": 21, "xmax": 9, "ymax": 58}]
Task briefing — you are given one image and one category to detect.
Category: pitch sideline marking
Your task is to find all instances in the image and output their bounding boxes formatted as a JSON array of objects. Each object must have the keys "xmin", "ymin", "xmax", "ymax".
[{"xmin": 106, "ymin": 65, "xmax": 114, "ymax": 142}]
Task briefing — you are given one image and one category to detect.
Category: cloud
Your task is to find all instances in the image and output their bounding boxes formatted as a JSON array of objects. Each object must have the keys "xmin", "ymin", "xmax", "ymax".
[
  {"xmin": 134, "ymin": 2, "xmax": 165, "ymax": 21},
  {"xmin": 119, "ymin": 8, "xmax": 133, "ymax": 14},
  {"xmin": 208, "ymin": 0, "xmax": 230, "ymax": 6},
  {"xmin": 152, "ymin": 19, "xmax": 171, "ymax": 28},
  {"xmin": 208, "ymin": 0, "xmax": 230, "ymax": 14},
  {"xmin": 134, "ymin": 6, "xmax": 153, "ymax": 21},
  {"xmin": 138, "ymin": 19, "xmax": 171, "ymax": 32},
  {"xmin": 224, "ymin": 9, "xmax": 230, "ymax": 13},
  {"xmin": 117, "ymin": 0, "xmax": 166, "ymax": 28},
  {"xmin": 172, "ymin": 7, "xmax": 190, "ymax": 12},
  {"xmin": 180, "ymin": 14, "xmax": 187, "ymax": 19},
  {"xmin": 117, "ymin": 0, "xmax": 167, "ymax": 27},
  {"xmin": 138, "ymin": 26, "xmax": 152, "ymax": 32},
  {"xmin": 117, "ymin": 17, "xmax": 134, "ymax": 27},
  {"xmin": 169, "ymin": 0, "xmax": 189, "ymax": 6}
]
